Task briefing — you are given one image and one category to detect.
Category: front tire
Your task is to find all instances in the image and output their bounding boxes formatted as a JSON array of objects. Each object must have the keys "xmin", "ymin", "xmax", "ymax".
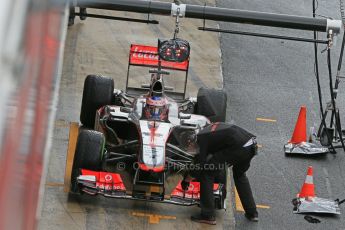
[{"xmin": 70, "ymin": 130, "xmax": 105, "ymax": 193}]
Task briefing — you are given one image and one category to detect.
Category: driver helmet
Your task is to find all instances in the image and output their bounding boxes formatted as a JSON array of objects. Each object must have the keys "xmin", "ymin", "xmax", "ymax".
[{"xmin": 144, "ymin": 96, "xmax": 169, "ymax": 121}]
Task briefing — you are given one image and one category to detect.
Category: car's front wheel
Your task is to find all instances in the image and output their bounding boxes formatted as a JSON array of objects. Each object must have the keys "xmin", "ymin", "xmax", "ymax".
[{"xmin": 70, "ymin": 130, "xmax": 105, "ymax": 193}]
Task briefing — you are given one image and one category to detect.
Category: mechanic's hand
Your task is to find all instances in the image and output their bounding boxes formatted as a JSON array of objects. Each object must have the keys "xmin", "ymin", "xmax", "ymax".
[{"xmin": 181, "ymin": 180, "xmax": 190, "ymax": 191}]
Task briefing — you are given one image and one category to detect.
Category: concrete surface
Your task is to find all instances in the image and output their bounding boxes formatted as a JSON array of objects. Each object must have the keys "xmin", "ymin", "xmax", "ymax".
[
  {"xmin": 38, "ymin": 0, "xmax": 235, "ymax": 229},
  {"xmin": 218, "ymin": 0, "xmax": 345, "ymax": 229}
]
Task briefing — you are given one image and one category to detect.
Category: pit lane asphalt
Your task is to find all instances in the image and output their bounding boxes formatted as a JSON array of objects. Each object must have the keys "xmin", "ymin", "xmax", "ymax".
[
  {"xmin": 217, "ymin": 0, "xmax": 345, "ymax": 229},
  {"xmin": 38, "ymin": 1, "xmax": 236, "ymax": 229}
]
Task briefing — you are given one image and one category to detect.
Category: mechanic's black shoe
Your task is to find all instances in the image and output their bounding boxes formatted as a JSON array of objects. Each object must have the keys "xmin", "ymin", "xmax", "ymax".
[
  {"xmin": 68, "ymin": 17, "xmax": 74, "ymax": 26},
  {"xmin": 245, "ymin": 212, "xmax": 259, "ymax": 222},
  {"xmin": 191, "ymin": 214, "xmax": 216, "ymax": 225},
  {"xmin": 80, "ymin": 8, "xmax": 87, "ymax": 20}
]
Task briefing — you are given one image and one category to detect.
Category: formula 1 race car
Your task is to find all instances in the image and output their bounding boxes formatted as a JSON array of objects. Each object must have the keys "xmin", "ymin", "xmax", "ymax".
[{"xmin": 69, "ymin": 38, "xmax": 228, "ymax": 209}]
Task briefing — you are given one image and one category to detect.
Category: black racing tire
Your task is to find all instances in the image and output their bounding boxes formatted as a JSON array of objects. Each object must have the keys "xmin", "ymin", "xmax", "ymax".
[
  {"xmin": 195, "ymin": 87, "xmax": 227, "ymax": 122},
  {"xmin": 70, "ymin": 130, "xmax": 105, "ymax": 193},
  {"xmin": 80, "ymin": 75, "xmax": 114, "ymax": 128}
]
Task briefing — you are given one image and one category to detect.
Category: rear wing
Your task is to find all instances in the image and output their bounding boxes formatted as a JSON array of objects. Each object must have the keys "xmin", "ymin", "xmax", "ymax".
[
  {"xmin": 126, "ymin": 44, "xmax": 190, "ymax": 100},
  {"xmin": 129, "ymin": 44, "xmax": 189, "ymax": 71}
]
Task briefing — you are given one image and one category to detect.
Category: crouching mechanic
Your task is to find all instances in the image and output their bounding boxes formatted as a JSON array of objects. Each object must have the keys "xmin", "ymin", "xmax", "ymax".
[{"xmin": 182, "ymin": 122, "xmax": 259, "ymax": 225}]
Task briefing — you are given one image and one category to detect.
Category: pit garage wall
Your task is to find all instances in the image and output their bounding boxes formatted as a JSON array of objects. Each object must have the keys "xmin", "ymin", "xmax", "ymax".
[{"xmin": 0, "ymin": 1, "xmax": 66, "ymax": 229}]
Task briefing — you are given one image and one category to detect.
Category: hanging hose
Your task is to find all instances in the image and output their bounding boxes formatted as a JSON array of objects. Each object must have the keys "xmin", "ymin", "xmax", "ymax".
[
  {"xmin": 313, "ymin": 0, "xmax": 323, "ymax": 117},
  {"xmin": 335, "ymin": 1, "xmax": 345, "ymax": 152},
  {"xmin": 327, "ymin": 49, "xmax": 345, "ymax": 151},
  {"xmin": 313, "ymin": 0, "xmax": 336, "ymax": 153},
  {"xmin": 313, "ymin": 0, "xmax": 324, "ymax": 127}
]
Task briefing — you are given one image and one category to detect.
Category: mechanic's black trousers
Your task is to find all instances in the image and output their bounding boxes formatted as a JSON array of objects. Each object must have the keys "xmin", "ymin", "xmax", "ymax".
[{"xmin": 200, "ymin": 145, "xmax": 257, "ymax": 216}]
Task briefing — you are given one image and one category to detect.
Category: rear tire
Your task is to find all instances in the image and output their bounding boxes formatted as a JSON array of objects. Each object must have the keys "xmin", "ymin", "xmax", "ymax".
[
  {"xmin": 70, "ymin": 130, "xmax": 105, "ymax": 193},
  {"xmin": 195, "ymin": 88, "xmax": 227, "ymax": 122},
  {"xmin": 80, "ymin": 75, "xmax": 114, "ymax": 128}
]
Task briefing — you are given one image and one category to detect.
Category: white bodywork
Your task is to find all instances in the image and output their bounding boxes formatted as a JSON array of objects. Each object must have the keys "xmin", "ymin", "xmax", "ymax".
[
  {"xmin": 98, "ymin": 93, "xmax": 211, "ymax": 170},
  {"xmin": 140, "ymin": 120, "xmax": 173, "ymax": 167}
]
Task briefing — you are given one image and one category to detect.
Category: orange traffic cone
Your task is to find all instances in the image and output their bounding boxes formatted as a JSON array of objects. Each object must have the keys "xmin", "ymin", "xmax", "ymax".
[
  {"xmin": 289, "ymin": 106, "xmax": 307, "ymax": 144},
  {"xmin": 298, "ymin": 166, "xmax": 315, "ymax": 199}
]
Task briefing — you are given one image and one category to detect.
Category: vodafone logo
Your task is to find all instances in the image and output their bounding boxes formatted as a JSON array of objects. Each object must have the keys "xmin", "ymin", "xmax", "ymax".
[
  {"xmin": 189, "ymin": 183, "xmax": 195, "ymax": 191},
  {"xmin": 105, "ymin": 174, "xmax": 113, "ymax": 182},
  {"xmin": 131, "ymin": 46, "xmax": 158, "ymax": 60}
]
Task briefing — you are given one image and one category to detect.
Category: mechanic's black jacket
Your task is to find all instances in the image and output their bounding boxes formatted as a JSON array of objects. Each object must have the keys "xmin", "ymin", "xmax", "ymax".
[{"xmin": 196, "ymin": 122, "xmax": 256, "ymax": 166}]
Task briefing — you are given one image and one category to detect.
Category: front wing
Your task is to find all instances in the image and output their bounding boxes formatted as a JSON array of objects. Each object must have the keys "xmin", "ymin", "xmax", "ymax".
[{"xmin": 76, "ymin": 169, "xmax": 225, "ymax": 208}]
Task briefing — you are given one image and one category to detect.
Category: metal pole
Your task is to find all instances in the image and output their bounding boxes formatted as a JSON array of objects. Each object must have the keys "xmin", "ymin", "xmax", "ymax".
[
  {"xmin": 77, "ymin": 0, "xmax": 341, "ymax": 33},
  {"xmin": 198, "ymin": 27, "xmax": 328, "ymax": 44}
]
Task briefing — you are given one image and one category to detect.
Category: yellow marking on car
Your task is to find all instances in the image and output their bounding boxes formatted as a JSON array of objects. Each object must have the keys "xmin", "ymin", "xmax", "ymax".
[
  {"xmin": 63, "ymin": 122, "xmax": 79, "ymax": 193},
  {"xmin": 132, "ymin": 212, "xmax": 176, "ymax": 224},
  {"xmin": 257, "ymin": 144, "xmax": 263, "ymax": 148},
  {"xmin": 234, "ymin": 187, "xmax": 270, "ymax": 212},
  {"xmin": 256, "ymin": 118, "xmax": 277, "ymax": 123},
  {"xmin": 45, "ymin": 182, "xmax": 64, "ymax": 187}
]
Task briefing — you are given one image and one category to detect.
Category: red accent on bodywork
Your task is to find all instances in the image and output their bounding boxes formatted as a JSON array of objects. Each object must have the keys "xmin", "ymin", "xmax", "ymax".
[
  {"xmin": 171, "ymin": 181, "xmax": 220, "ymax": 199},
  {"xmin": 149, "ymin": 122, "xmax": 156, "ymax": 147},
  {"xmin": 81, "ymin": 169, "xmax": 126, "ymax": 191},
  {"xmin": 129, "ymin": 44, "xmax": 189, "ymax": 71},
  {"xmin": 138, "ymin": 163, "xmax": 164, "ymax": 172}
]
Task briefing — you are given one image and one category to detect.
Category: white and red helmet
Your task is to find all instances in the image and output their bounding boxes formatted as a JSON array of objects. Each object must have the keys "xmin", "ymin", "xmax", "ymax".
[{"xmin": 144, "ymin": 96, "xmax": 169, "ymax": 121}]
